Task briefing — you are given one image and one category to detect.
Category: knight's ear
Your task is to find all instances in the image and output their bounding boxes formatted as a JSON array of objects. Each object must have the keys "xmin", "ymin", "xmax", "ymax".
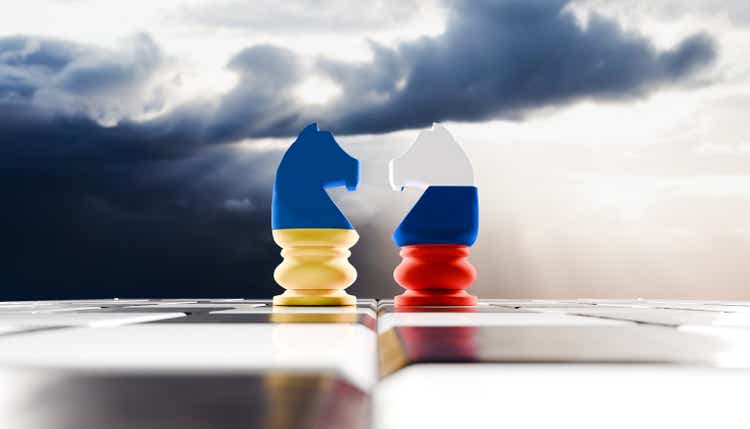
[{"xmin": 302, "ymin": 123, "xmax": 319, "ymax": 135}]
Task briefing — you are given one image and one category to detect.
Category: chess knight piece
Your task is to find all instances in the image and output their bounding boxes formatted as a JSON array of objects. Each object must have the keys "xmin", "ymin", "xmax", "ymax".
[
  {"xmin": 271, "ymin": 123, "xmax": 359, "ymax": 306},
  {"xmin": 390, "ymin": 123, "xmax": 479, "ymax": 306}
]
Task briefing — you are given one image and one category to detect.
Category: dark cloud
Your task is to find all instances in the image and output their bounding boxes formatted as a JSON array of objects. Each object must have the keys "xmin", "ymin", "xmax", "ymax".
[
  {"xmin": 166, "ymin": 0, "xmax": 718, "ymax": 137},
  {"xmin": 0, "ymin": 34, "xmax": 167, "ymax": 125},
  {"xmin": 163, "ymin": 0, "xmax": 718, "ymax": 138},
  {"xmin": 206, "ymin": 45, "xmax": 307, "ymax": 141},
  {"xmin": 0, "ymin": 36, "xmax": 282, "ymax": 299},
  {"xmin": 3, "ymin": 0, "xmax": 716, "ymax": 141},
  {"xmin": 0, "ymin": 0, "xmax": 720, "ymax": 299},
  {"xmin": 0, "ymin": 0, "xmax": 721, "ymax": 139},
  {"xmin": 317, "ymin": 0, "xmax": 717, "ymax": 134}
]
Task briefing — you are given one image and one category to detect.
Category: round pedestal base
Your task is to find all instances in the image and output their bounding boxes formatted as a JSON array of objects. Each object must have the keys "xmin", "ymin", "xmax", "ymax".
[
  {"xmin": 272, "ymin": 228, "xmax": 359, "ymax": 307},
  {"xmin": 393, "ymin": 244, "xmax": 477, "ymax": 307},
  {"xmin": 273, "ymin": 290, "xmax": 356, "ymax": 306},
  {"xmin": 394, "ymin": 289, "xmax": 477, "ymax": 307}
]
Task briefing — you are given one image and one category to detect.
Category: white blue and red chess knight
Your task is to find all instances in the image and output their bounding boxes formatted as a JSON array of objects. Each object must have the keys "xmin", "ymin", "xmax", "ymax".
[{"xmin": 389, "ymin": 124, "xmax": 479, "ymax": 306}]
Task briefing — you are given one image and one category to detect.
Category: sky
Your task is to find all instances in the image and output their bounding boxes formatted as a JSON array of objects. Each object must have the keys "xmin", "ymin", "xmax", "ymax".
[{"xmin": 1, "ymin": 0, "xmax": 749, "ymax": 300}]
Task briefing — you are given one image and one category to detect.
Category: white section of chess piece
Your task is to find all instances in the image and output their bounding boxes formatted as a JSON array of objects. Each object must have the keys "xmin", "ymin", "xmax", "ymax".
[{"xmin": 389, "ymin": 123, "xmax": 475, "ymax": 191}]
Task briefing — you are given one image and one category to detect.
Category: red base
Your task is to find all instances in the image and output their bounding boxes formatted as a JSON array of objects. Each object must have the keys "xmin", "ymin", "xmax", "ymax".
[
  {"xmin": 393, "ymin": 244, "xmax": 477, "ymax": 307},
  {"xmin": 394, "ymin": 289, "xmax": 477, "ymax": 306}
]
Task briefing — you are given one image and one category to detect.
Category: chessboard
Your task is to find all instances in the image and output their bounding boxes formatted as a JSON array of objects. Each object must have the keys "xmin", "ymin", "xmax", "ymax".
[{"xmin": 0, "ymin": 298, "xmax": 749, "ymax": 428}]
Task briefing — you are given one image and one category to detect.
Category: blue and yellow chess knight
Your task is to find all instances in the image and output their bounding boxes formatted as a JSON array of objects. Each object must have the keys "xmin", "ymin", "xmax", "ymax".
[{"xmin": 271, "ymin": 123, "xmax": 360, "ymax": 306}]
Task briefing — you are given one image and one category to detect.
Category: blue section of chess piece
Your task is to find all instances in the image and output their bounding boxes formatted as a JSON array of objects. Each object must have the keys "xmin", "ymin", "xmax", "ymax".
[
  {"xmin": 272, "ymin": 123, "xmax": 359, "ymax": 230},
  {"xmin": 393, "ymin": 186, "xmax": 479, "ymax": 246}
]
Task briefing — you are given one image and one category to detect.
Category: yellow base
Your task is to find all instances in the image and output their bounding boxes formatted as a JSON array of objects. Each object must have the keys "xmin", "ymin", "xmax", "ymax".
[
  {"xmin": 273, "ymin": 290, "xmax": 356, "ymax": 307},
  {"xmin": 272, "ymin": 228, "xmax": 358, "ymax": 307}
]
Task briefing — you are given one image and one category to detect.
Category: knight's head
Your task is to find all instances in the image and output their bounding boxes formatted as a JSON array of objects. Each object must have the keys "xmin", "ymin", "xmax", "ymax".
[
  {"xmin": 278, "ymin": 123, "xmax": 359, "ymax": 191},
  {"xmin": 389, "ymin": 123, "xmax": 474, "ymax": 191}
]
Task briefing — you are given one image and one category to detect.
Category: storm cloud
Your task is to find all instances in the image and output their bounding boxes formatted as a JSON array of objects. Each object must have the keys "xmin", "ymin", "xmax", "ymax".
[
  {"xmin": 0, "ymin": 36, "xmax": 282, "ymax": 299},
  {"xmin": 316, "ymin": 0, "xmax": 717, "ymax": 133},
  {"xmin": 0, "ymin": 33, "xmax": 167, "ymax": 125},
  {"xmin": 168, "ymin": 0, "xmax": 718, "ymax": 136},
  {"xmin": 0, "ymin": 0, "xmax": 720, "ymax": 299},
  {"xmin": 0, "ymin": 0, "xmax": 719, "ymax": 141}
]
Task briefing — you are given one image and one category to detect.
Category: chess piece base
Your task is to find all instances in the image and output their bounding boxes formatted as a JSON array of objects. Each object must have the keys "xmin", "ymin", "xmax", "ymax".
[
  {"xmin": 394, "ymin": 289, "xmax": 477, "ymax": 307},
  {"xmin": 393, "ymin": 244, "xmax": 477, "ymax": 307},
  {"xmin": 273, "ymin": 228, "xmax": 359, "ymax": 306},
  {"xmin": 273, "ymin": 289, "xmax": 356, "ymax": 306}
]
